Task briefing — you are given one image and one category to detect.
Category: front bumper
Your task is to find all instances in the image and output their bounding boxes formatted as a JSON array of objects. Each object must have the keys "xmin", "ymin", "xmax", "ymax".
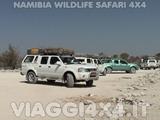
[{"xmin": 76, "ymin": 72, "xmax": 99, "ymax": 81}]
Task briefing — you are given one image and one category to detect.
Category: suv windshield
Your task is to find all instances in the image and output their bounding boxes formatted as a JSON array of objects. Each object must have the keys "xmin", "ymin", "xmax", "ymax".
[{"xmin": 60, "ymin": 56, "xmax": 79, "ymax": 64}]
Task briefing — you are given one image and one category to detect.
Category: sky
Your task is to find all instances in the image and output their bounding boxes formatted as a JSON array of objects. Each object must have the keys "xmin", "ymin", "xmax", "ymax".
[{"xmin": 0, "ymin": 0, "xmax": 160, "ymax": 56}]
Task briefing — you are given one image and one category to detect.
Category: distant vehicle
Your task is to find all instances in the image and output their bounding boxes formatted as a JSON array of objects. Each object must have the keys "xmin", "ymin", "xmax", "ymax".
[
  {"xmin": 75, "ymin": 57, "xmax": 93, "ymax": 64},
  {"xmin": 102, "ymin": 59, "xmax": 139, "ymax": 73},
  {"xmin": 75, "ymin": 57, "xmax": 106, "ymax": 76},
  {"xmin": 140, "ymin": 59, "xmax": 158, "ymax": 70}
]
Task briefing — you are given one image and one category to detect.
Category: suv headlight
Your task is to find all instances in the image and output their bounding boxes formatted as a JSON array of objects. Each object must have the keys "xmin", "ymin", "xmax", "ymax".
[{"xmin": 78, "ymin": 68, "xmax": 86, "ymax": 72}]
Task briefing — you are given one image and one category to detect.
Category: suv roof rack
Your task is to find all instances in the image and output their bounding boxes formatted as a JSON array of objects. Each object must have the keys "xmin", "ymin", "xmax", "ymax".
[{"xmin": 27, "ymin": 48, "xmax": 74, "ymax": 56}]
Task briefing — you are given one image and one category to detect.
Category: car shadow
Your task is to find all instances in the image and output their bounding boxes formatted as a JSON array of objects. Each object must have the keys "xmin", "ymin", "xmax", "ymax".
[
  {"xmin": 20, "ymin": 81, "xmax": 96, "ymax": 88},
  {"xmin": 109, "ymin": 72, "xmax": 131, "ymax": 74}
]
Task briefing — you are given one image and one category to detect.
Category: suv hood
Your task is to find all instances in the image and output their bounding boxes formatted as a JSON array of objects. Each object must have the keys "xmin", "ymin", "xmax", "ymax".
[{"xmin": 66, "ymin": 64, "xmax": 97, "ymax": 69}]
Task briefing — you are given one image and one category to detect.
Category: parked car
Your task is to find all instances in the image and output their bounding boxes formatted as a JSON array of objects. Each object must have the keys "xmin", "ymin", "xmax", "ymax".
[
  {"xmin": 102, "ymin": 59, "xmax": 139, "ymax": 73},
  {"xmin": 140, "ymin": 59, "xmax": 158, "ymax": 70},
  {"xmin": 92, "ymin": 59, "xmax": 107, "ymax": 76},
  {"xmin": 75, "ymin": 57, "xmax": 106, "ymax": 76},
  {"xmin": 21, "ymin": 55, "xmax": 99, "ymax": 87},
  {"xmin": 75, "ymin": 57, "xmax": 93, "ymax": 64}
]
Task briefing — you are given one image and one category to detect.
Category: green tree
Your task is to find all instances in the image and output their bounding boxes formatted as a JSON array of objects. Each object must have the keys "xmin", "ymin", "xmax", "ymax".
[
  {"xmin": 120, "ymin": 53, "xmax": 130, "ymax": 60},
  {"xmin": 112, "ymin": 54, "xmax": 119, "ymax": 59},
  {"xmin": 1, "ymin": 44, "xmax": 19, "ymax": 69},
  {"xmin": 98, "ymin": 52, "xmax": 105, "ymax": 58},
  {"xmin": 155, "ymin": 53, "xmax": 160, "ymax": 60}
]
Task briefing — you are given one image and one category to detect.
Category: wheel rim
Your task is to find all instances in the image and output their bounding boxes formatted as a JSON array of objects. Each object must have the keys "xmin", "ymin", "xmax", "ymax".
[
  {"xmin": 107, "ymin": 68, "xmax": 112, "ymax": 73},
  {"xmin": 131, "ymin": 68, "xmax": 136, "ymax": 73}
]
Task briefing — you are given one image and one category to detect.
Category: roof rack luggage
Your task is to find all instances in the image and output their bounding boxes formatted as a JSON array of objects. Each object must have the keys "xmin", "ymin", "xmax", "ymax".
[{"xmin": 27, "ymin": 48, "xmax": 74, "ymax": 55}]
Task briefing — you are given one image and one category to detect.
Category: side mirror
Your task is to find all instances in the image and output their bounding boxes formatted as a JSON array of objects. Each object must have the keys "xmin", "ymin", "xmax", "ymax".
[{"xmin": 56, "ymin": 61, "xmax": 62, "ymax": 66}]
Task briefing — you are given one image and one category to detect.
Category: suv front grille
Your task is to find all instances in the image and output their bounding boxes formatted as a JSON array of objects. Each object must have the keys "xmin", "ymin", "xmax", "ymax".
[{"xmin": 86, "ymin": 68, "xmax": 97, "ymax": 72}]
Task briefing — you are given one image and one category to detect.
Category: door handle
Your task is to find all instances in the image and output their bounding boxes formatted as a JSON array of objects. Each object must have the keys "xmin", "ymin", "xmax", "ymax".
[
  {"xmin": 48, "ymin": 66, "xmax": 51, "ymax": 68},
  {"xmin": 39, "ymin": 65, "xmax": 42, "ymax": 67}
]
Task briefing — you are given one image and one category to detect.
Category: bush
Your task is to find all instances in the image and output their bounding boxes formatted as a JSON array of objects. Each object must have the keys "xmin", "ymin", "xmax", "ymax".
[{"xmin": 0, "ymin": 44, "xmax": 20, "ymax": 70}]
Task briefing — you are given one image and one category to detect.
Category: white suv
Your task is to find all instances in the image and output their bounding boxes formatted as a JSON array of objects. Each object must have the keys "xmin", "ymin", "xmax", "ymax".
[
  {"xmin": 21, "ymin": 55, "xmax": 99, "ymax": 87},
  {"xmin": 75, "ymin": 57, "xmax": 106, "ymax": 76},
  {"xmin": 92, "ymin": 59, "xmax": 107, "ymax": 76}
]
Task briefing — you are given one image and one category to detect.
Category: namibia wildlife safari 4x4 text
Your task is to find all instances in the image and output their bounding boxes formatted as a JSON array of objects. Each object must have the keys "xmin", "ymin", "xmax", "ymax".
[{"xmin": 21, "ymin": 52, "xmax": 99, "ymax": 87}]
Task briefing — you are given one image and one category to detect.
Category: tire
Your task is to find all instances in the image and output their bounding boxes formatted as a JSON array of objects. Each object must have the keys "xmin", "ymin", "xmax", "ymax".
[
  {"xmin": 106, "ymin": 67, "xmax": 112, "ymax": 73},
  {"xmin": 47, "ymin": 79, "xmax": 55, "ymax": 84},
  {"xmin": 66, "ymin": 73, "xmax": 75, "ymax": 88},
  {"xmin": 126, "ymin": 70, "xmax": 130, "ymax": 73},
  {"xmin": 102, "ymin": 69, "xmax": 107, "ymax": 76},
  {"xmin": 130, "ymin": 67, "xmax": 136, "ymax": 74},
  {"xmin": 26, "ymin": 71, "xmax": 38, "ymax": 84},
  {"xmin": 86, "ymin": 80, "xmax": 93, "ymax": 87}
]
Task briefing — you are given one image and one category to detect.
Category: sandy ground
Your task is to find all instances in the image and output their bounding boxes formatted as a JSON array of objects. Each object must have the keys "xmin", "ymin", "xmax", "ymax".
[{"xmin": 0, "ymin": 70, "xmax": 160, "ymax": 120}]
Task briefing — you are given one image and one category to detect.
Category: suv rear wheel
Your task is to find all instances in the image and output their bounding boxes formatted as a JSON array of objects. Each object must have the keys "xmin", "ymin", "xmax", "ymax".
[
  {"xmin": 26, "ymin": 71, "xmax": 38, "ymax": 84},
  {"xmin": 66, "ymin": 73, "xmax": 75, "ymax": 88}
]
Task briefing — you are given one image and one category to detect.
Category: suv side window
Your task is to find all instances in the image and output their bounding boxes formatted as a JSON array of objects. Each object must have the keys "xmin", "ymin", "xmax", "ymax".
[
  {"xmin": 94, "ymin": 60, "xmax": 97, "ymax": 64},
  {"xmin": 98, "ymin": 60, "xmax": 102, "ymax": 64},
  {"xmin": 120, "ymin": 60, "xmax": 127, "ymax": 64},
  {"xmin": 50, "ymin": 57, "xmax": 60, "ymax": 65},
  {"xmin": 87, "ymin": 59, "xmax": 91, "ymax": 63},
  {"xmin": 41, "ymin": 57, "xmax": 48, "ymax": 64},
  {"xmin": 33, "ymin": 56, "xmax": 38, "ymax": 63},
  {"xmin": 24, "ymin": 56, "xmax": 34, "ymax": 63},
  {"xmin": 114, "ymin": 60, "xmax": 119, "ymax": 64}
]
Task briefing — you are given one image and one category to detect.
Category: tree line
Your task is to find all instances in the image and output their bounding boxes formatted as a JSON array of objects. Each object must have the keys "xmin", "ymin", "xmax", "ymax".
[{"xmin": 0, "ymin": 44, "xmax": 160, "ymax": 70}]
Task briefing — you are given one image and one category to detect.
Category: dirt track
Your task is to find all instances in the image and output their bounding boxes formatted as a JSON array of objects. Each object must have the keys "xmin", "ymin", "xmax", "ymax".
[{"xmin": 0, "ymin": 70, "xmax": 160, "ymax": 120}]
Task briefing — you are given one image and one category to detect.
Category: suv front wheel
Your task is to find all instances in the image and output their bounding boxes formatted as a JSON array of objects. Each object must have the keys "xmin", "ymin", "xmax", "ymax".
[
  {"xmin": 86, "ymin": 80, "xmax": 93, "ymax": 87},
  {"xmin": 26, "ymin": 71, "xmax": 38, "ymax": 84},
  {"xmin": 66, "ymin": 73, "xmax": 75, "ymax": 88},
  {"xmin": 106, "ymin": 67, "xmax": 112, "ymax": 73},
  {"xmin": 102, "ymin": 69, "xmax": 107, "ymax": 76}
]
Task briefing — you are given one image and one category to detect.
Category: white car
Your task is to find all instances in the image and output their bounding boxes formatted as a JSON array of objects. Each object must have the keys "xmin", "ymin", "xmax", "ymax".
[
  {"xmin": 140, "ymin": 59, "xmax": 158, "ymax": 70},
  {"xmin": 75, "ymin": 57, "xmax": 93, "ymax": 64},
  {"xmin": 21, "ymin": 55, "xmax": 99, "ymax": 87},
  {"xmin": 75, "ymin": 57, "xmax": 106, "ymax": 76},
  {"xmin": 92, "ymin": 59, "xmax": 107, "ymax": 76}
]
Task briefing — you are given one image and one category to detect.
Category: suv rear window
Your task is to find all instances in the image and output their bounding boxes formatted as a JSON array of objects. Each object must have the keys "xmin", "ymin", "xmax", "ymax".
[
  {"xmin": 120, "ymin": 60, "xmax": 127, "ymax": 64},
  {"xmin": 77, "ymin": 59, "xmax": 85, "ymax": 63},
  {"xmin": 41, "ymin": 57, "xmax": 48, "ymax": 64},
  {"xmin": 24, "ymin": 56, "xmax": 34, "ymax": 63},
  {"xmin": 94, "ymin": 60, "xmax": 97, "ymax": 64},
  {"xmin": 114, "ymin": 60, "xmax": 119, "ymax": 64},
  {"xmin": 149, "ymin": 60, "xmax": 156, "ymax": 63}
]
